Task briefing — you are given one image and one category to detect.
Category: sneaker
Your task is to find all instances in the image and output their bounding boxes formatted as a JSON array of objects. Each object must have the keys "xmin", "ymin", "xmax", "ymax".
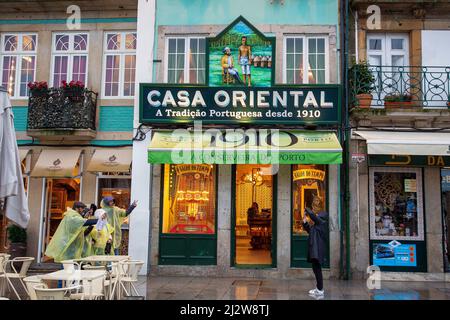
[{"xmin": 308, "ymin": 288, "xmax": 325, "ymax": 296}]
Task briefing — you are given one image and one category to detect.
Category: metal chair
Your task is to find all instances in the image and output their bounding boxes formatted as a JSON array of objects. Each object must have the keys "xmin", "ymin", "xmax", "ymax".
[
  {"xmin": 34, "ymin": 284, "xmax": 81, "ymax": 300},
  {"xmin": 3, "ymin": 257, "xmax": 34, "ymax": 300},
  {"xmin": 69, "ymin": 275, "xmax": 106, "ymax": 300},
  {"xmin": 0, "ymin": 254, "xmax": 10, "ymax": 297},
  {"xmin": 23, "ymin": 275, "xmax": 47, "ymax": 300},
  {"xmin": 117, "ymin": 260, "xmax": 144, "ymax": 297}
]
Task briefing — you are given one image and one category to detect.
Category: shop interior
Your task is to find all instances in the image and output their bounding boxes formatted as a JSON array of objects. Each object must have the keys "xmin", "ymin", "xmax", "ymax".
[
  {"xmin": 441, "ymin": 168, "xmax": 450, "ymax": 272},
  {"xmin": 234, "ymin": 165, "xmax": 273, "ymax": 265}
]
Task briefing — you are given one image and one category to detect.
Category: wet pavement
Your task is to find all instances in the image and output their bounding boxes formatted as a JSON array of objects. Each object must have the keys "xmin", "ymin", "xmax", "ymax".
[
  {"xmin": 132, "ymin": 276, "xmax": 450, "ymax": 300},
  {"xmin": 3, "ymin": 275, "xmax": 450, "ymax": 300}
]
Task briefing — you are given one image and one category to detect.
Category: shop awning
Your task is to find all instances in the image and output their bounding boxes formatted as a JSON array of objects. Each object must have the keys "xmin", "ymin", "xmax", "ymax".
[
  {"xmin": 19, "ymin": 149, "xmax": 30, "ymax": 162},
  {"xmin": 354, "ymin": 131, "xmax": 450, "ymax": 155},
  {"xmin": 148, "ymin": 130, "xmax": 342, "ymax": 164},
  {"xmin": 86, "ymin": 148, "xmax": 132, "ymax": 173},
  {"xmin": 30, "ymin": 149, "xmax": 81, "ymax": 178}
]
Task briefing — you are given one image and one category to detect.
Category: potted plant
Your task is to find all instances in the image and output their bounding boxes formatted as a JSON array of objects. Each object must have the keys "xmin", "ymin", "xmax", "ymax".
[
  {"xmin": 349, "ymin": 60, "xmax": 375, "ymax": 109},
  {"xmin": 27, "ymin": 81, "xmax": 48, "ymax": 98},
  {"xmin": 7, "ymin": 224, "xmax": 27, "ymax": 259},
  {"xmin": 61, "ymin": 80, "xmax": 85, "ymax": 102},
  {"xmin": 384, "ymin": 93, "xmax": 413, "ymax": 109}
]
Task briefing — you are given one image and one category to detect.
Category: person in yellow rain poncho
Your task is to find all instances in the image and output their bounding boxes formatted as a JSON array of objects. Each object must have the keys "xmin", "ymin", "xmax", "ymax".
[
  {"xmin": 90, "ymin": 209, "xmax": 114, "ymax": 255},
  {"xmin": 101, "ymin": 196, "xmax": 137, "ymax": 255},
  {"xmin": 45, "ymin": 202, "xmax": 104, "ymax": 263}
]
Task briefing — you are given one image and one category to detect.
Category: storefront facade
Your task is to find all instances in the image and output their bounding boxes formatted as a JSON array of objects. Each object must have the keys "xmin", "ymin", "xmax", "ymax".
[
  {"xmin": 130, "ymin": 0, "xmax": 343, "ymax": 278},
  {"xmin": 0, "ymin": 1, "xmax": 137, "ymax": 260},
  {"xmin": 349, "ymin": 1, "xmax": 450, "ymax": 280}
]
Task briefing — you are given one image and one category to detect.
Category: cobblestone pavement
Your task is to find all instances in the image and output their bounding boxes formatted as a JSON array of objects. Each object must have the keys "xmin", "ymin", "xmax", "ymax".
[
  {"xmin": 132, "ymin": 276, "xmax": 450, "ymax": 300},
  {"xmin": 3, "ymin": 275, "xmax": 450, "ymax": 300}
]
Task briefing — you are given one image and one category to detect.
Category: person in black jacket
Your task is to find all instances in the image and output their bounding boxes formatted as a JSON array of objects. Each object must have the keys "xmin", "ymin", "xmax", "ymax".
[{"xmin": 303, "ymin": 196, "xmax": 329, "ymax": 297}]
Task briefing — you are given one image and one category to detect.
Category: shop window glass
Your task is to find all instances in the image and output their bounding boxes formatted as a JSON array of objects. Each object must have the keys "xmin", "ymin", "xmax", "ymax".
[
  {"xmin": 97, "ymin": 177, "xmax": 131, "ymax": 210},
  {"xmin": 370, "ymin": 167, "xmax": 424, "ymax": 241},
  {"xmin": 292, "ymin": 164, "xmax": 327, "ymax": 236},
  {"xmin": 162, "ymin": 164, "xmax": 216, "ymax": 234},
  {"xmin": 166, "ymin": 37, "xmax": 205, "ymax": 84}
]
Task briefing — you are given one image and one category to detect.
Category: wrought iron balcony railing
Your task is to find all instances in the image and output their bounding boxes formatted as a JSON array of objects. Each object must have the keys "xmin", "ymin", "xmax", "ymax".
[
  {"xmin": 27, "ymin": 88, "xmax": 97, "ymax": 131},
  {"xmin": 352, "ymin": 65, "xmax": 450, "ymax": 109}
]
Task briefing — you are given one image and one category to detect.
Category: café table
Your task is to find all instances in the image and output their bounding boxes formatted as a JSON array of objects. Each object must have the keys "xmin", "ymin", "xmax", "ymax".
[{"xmin": 38, "ymin": 269, "xmax": 106, "ymax": 300}]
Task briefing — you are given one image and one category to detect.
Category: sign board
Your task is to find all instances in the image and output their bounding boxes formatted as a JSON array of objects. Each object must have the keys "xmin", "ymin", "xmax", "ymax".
[
  {"xmin": 139, "ymin": 16, "xmax": 341, "ymax": 126},
  {"xmin": 351, "ymin": 153, "xmax": 366, "ymax": 163},
  {"xmin": 369, "ymin": 155, "xmax": 450, "ymax": 167},
  {"xmin": 372, "ymin": 241, "xmax": 417, "ymax": 267},
  {"xmin": 404, "ymin": 179, "xmax": 417, "ymax": 193}
]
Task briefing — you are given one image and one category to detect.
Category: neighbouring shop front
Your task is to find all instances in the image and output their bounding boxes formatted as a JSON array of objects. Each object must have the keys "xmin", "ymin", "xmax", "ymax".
[
  {"xmin": 354, "ymin": 131, "xmax": 450, "ymax": 274},
  {"xmin": 22, "ymin": 147, "xmax": 132, "ymax": 262},
  {"xmin": 140, "ymin": 17, "xmax": 343, "ymax": 277}
]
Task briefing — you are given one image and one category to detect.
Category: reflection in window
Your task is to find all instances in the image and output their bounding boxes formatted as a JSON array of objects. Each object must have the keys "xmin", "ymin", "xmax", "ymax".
[
  {"xmin": 162, "ymin": 164, "xmax": 216, "ymax": 234},
  {"xmin": 292, "ymin": 165, "xmax": 327, "ymax": 236},
  {"xmin": 370, "ymin": 168, "xmax": 424, "ymax": 240}
]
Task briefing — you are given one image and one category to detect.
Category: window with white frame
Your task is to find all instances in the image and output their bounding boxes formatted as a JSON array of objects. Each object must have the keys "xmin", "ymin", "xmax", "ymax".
[
  {"xmin": 284, "ymin": 36, "xmax": 328, "ymax": 84},
  {"xmin": 51, "ymin": 33, "xmax": 88, "ymax": 87},
  {"xmin": 103, "ymin": 31, "xmax": 137, "ymax": 98},
  {"xmin": 0, "ymin": 34, "xmax": 37, "ymax": 97},
  {"xmin": 166, "ymin": 37, "xmax": 206, "ymax": 84}
]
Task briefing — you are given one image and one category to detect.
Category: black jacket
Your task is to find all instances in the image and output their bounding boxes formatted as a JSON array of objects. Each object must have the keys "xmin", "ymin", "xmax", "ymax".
[{"xmin": 303, "ymin": 209, "xmax": 329, "ymax": 265}]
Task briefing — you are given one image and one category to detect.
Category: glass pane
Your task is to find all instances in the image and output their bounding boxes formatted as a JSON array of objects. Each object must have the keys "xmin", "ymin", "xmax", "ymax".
[
  {"xmin": 189, "ymin": 53, "xmax": 197, "ymax": 69},
  {"xmin": 294, "ymin": 54, "xmax": 303, "ymax": 70},
  {"xmin": 72, "ymin": 55, "xmax": 87, "ymax": 83},
  {"xmin": 3, "ymin": 35, "xmax": 18, "ymax": 52},
  {"xmin": 316, "ymin": 70, "xmax": 325, "ymax": 84},
  {"xmin": 372, "ymin": 171, "xmax": 420, "ymax": 238},
  {"xmin": 295, "ymin": 69, "xmax": 303, "ymax": 84},
  {"xmin": 168, "ymin": 53, "xmax": 176, "ymax": 69},
  {"xmin": 53, "ymin": 55, "xmax": 68, "ymax": 86},
  {"xmin": 176, "ymin": 69, "xmax": 184, "ymax": 83},
  {"xmin": 392, "ymin": 55, "xmax": 405, "ymax": 67},
  {"xmin": 74, "ymin": 34, "xmax": 88, "ymax": 51},
  {"xmin": 20, "ymin": 56, "xmax": 35, "ymax": 96},
  {"xmin": 104, "ymin": 55, "xmax": 120, "ymax": 96},
  {"xmin": 286, "ymin": 69, "xmax": 294, "ymax": 84},
  {"xmin": 55, "ymin": 34, "xmax": 70, "ymax": 51},
  {"xmin": 107, "ymin": 33, "xmax": 121, "ymax": 50},
  {"xmin": 292, "ymin": 165, "xmax": 327, "ymax": 236},
  {"xmin": 368, "ymin": 55, "xmax": 382, "ymax": 67},
  {"xmin": 317, "ymin": 39, "xmax": 325, "ymax": 53},
  {"xmin": 197, "ymin": 70, "xmax": 205, "ymax": 84},
  {"xmin": 309, "ymin": 54, "xmax": 317, "ymax": 69},
  {"xmin": 176, "ymin": 53, "xmax": 185, "ymax": 69},
  {"xmin": 22, "ymin": 35, "xmax": 36, "ymax": 51},
  {"xmin": 198, "ymin": 38, "xmax": 206, "ymax": 53},
  {"xmin": 286, "ymin": 54, "xmax": 295, "ymax": 69},
  {"xmin": 198, "ymin": 53, "xmax": 205, "ymax": 69},
  {"xmin": 177, "ymin": 38, "xmax": 185, "ymax": 54},
  {"xmin": 162, "ymin": 164, "xmax": 216, "ymax": 234},
  {"xmin": 125, "ymin": 33, "xmax": 137, "ymax": 50},
  {"xmin": 168, "ymin": 70, "xmax": 176, "ymax": 83},
  {"xmin": 317, "ymin": 54, "xmax": 325, "ymax": 69},
  {"xmin": 168, "ymin": 38, "xmax": 176, "ymax": 53},
  {"xmin": 295, "ymin": 38, "xmax": 303, "ymax": 53},
  {"xmin": 369, "ymin": 39, "xmax": 382, "ymax": 50},
  {"xmin": 2, "ymin": 56, "xmax": 17, "ymax": 96},
  {"xmin": 308, "ymin": 38, "xmax": 317, "ymax": 53},
  {"xmin": 190, "ymin": 38, "xmax": 198, "ymax": 53},
  {"xmin": 391, "ymin": 39, "xmax": 404, "ymax": 50},
  {"xmin": 97, "ymin": 178, "xmax": 131, "ymax": 211},
  {"xmin": 123, "ymin": 55, "xmax": 136, "ymax": 96},
  {"xmin": 189, "ymin": 69, "xmax": 198, "ymax": 84},
  {"xmin": 286, "ymin": 38, "xmax": 295, "ymax": 53}
]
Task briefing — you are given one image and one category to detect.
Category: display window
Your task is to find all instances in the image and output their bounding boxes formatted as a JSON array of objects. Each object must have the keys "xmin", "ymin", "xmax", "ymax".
[
  {"xmin": 97, "ymin": 175, "xmax": 131, "ymax": 210},
  {"xmin": 162, "ymin": 164, "xmax": 216, "ymax": 234},
  {"xmin": 292, "ymin": 164, "xmax": 327, "ymax": 236},
  {"xmin": 369, "ymin": 167, "xmax": 424, "ymax": 241}
]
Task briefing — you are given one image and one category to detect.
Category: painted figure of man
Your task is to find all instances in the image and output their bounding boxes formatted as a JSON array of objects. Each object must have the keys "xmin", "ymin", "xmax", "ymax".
[
  {"xmin": 238, "ymin": 36, "xmax": 252, "ymax": 86},
  {"xmin": 221, "ymin": 47, "xmax": 244, "ymax": 84}
]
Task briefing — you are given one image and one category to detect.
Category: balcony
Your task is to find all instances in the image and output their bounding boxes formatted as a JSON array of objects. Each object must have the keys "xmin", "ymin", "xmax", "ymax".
[
  {"xmin": 27, "ymin": 88, "xmax": 97, "ymax": 141},
  {"xmin": 352, "ymin": 65, "xmax": 450, "ymax": 109}
]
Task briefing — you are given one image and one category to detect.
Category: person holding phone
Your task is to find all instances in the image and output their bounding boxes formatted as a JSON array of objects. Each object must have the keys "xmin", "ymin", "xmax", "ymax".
[{"xmin": 303, "ymin": 196, "xmax": 329, "ymax": 297}]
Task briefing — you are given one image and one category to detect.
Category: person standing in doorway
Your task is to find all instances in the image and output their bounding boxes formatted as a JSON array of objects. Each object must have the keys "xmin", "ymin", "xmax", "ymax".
[
  {"xmin": 303, "ymin": 196, "xmax": 329, "ymax": 297},
  {"xmin": 100, "ymin": 196, "xmax": 137, "ymax": 255}
]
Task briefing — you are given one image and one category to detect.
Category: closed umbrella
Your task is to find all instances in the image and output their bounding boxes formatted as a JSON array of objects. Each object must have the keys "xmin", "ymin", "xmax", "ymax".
[{"xmin": 0, "ymin": 87, "xmax": 30, "ymax": 228}]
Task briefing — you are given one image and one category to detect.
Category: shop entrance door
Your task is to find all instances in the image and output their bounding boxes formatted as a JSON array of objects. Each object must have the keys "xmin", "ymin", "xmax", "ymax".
[
  {"xmin": 232, "ymin": 165, "xmax": 276, "ymax": 267},
  {"xmin": 441, "ymin": 169, "xmax": 450, "ymax": 272}
]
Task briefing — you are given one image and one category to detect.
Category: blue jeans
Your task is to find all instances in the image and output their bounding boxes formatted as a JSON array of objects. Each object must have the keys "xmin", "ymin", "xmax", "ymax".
[{"xmin": 114, "ymin": 248, "xmax": 120, "ymax": 255}]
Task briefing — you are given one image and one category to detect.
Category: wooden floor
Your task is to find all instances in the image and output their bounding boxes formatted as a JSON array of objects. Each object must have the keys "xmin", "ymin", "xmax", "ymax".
[{"xmin": 235, "ymin": 237, "xmax": 271, "ymax": 265}]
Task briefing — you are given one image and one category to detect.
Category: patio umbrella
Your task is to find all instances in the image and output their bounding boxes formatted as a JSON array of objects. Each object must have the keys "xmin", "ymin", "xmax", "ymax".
[{"xmin": 0, "ymin": 87, "xmax": 30, "ymax": 228}]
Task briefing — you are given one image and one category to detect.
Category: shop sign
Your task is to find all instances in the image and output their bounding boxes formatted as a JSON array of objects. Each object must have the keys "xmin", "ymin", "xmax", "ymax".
[
  {"xmin": 351, "ymin": 153, "xmax": 366, "ymax": 163},
  {"xmin": 139, "ymin": 16, "xmax": 341, "ymax": 126},
  {"xmin": 372, "ymin": 240, "xmax": 417, "ymax": 267},
  {"xmin": 404, "ymin": 179, "xmax": 417, "ymax": 193},
  {"xmin": 369, "ymin": 155, "xmax": 450, "ymax": 167},
  {"xmin": 174, "ymin": 164, "xmax": 212, "ymax": 176},
  {"xmin": 292, "ymin": 169, "xmax": 326, "ymax": 182}
]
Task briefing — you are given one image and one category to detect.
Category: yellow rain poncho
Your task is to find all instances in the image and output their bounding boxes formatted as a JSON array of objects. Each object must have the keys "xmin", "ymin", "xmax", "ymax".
[
  {"xmin": 90, "ymin": 223, "xmax": 114, "ymax": 255},
  {"xmin": 101, "ymin": 200, "xmax": 127, "ymax": 250},
  {"xmin": 45, "ymin": 208, "xmax": 86, "ymax": 263}
]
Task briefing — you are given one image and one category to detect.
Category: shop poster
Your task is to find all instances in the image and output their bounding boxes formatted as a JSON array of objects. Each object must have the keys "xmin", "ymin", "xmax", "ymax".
[{"xmin": 373, "ymin": 240, "xmax": 417, "ymax": 267}]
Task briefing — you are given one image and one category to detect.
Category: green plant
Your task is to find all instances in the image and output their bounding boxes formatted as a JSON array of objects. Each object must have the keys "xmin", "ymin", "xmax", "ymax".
[
  {"xmin": 349, "ymin": 60, "xmax": 376, "ymax": 95},
  {"xmin": 7, "ymin": 224, "xmax": 27, "ymax": 243},
  {"xmin": 384, "ymin": 93, "xmax": 412, "ymax": 102}
]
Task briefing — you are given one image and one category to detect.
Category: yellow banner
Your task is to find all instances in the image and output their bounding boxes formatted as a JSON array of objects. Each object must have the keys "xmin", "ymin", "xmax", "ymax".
[{"xmin": 293, "ymin": 169, "xmax": 326, "ymax": 182}]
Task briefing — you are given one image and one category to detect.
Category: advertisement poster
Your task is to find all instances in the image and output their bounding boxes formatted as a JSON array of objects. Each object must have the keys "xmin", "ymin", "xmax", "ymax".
[
  {"xmin": 373, "ymin": 240, "xmax": 417, "ymax": 267},
  {"xmin": 404, "ymin": 179, "xmax": 417, "ymax": 193}
]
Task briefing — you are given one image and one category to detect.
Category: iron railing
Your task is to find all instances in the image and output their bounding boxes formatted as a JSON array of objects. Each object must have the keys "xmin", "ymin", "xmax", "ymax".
[
  {"xmin": 27, "ymin": 88, "xmax": 97, "ymax": 130},
  {"xmin": 352, "ymin": 65, "xmax": 450, "ymax": 108}
]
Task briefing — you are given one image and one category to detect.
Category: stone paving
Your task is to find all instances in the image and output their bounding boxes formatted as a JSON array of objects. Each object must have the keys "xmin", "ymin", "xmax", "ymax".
[
  {"xmin": 3, "ymin": 275, "xmax": 450, "ymax": 300},
  {"xmin": 133, "ymin": 276, "xmax": 450, "ymax": 300}
]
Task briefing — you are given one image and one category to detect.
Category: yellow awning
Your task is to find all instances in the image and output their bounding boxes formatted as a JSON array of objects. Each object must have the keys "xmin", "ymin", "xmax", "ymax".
[
  {"xmin": 19, "ymin": 149, "xmax": 30, "ymax": 162},
  {"xmin": 30, "ymin": 149, "xmax": 81, "ymax": 178},
  {"xmin": 86, "ymin": 148, "xmax": 132, "ymax": 173}
]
